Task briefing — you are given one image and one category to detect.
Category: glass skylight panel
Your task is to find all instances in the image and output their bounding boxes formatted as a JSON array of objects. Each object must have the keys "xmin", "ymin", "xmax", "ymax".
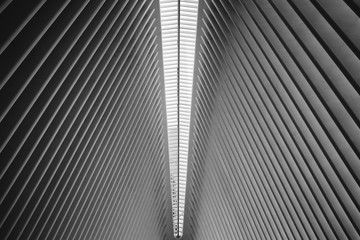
[{"xmin": 159, "ymin": 0, "xmax": 198, "ymax": 238}]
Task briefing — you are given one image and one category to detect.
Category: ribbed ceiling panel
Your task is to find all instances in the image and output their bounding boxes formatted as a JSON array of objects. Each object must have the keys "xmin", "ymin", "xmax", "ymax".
[
  {"xmin": 0, "ymin": 1, "xmax": 172, "ymax": 239},
  {"xmin": 184, "ymin": 0, "xmax": 360, "ymax": 239}
]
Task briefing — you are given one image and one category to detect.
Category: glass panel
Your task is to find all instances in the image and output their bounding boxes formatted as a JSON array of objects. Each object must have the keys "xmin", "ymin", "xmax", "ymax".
[{"xmin": 159, "ymin": 0, "xmax": 198, "ymax": 237}]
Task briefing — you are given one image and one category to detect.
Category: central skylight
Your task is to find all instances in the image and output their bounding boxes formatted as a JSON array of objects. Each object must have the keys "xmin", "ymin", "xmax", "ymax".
[{"xmin": 159, "ymin": 0, "xmax": 198, "ymax": 237}]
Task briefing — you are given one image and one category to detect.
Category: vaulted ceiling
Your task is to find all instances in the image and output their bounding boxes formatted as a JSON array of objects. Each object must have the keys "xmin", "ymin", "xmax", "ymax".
[{"xmin": 0, "ymin": 0, "xmax": 359, "ymax": 240}]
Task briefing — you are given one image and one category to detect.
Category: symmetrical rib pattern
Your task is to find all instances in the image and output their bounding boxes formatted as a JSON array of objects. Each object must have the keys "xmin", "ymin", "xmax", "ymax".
[
  {"xmin": 0, "ymin": 1, "xmax": 172, "ymax": 240},
  {"xmin": 183, "ymin": 0, "xmax": 360, "ymax": 239}
]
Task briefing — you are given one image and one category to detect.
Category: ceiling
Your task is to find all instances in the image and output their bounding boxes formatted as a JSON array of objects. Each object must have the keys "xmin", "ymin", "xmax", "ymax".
[{"xmin": 0, "ymin": 0, "xmax": 359, "ymax": 239}]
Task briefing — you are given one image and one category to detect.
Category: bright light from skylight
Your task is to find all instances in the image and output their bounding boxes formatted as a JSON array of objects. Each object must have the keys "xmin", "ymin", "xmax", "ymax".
[{"xmin": 159, "ymin": 0, "xmax": 198, "ymax": 237}]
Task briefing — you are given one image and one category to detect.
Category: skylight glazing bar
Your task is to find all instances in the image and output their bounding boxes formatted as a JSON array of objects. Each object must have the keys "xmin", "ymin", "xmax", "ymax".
[{"xmin": 159, "ymin": 0, "xmax": 198, "ymax": 238}]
